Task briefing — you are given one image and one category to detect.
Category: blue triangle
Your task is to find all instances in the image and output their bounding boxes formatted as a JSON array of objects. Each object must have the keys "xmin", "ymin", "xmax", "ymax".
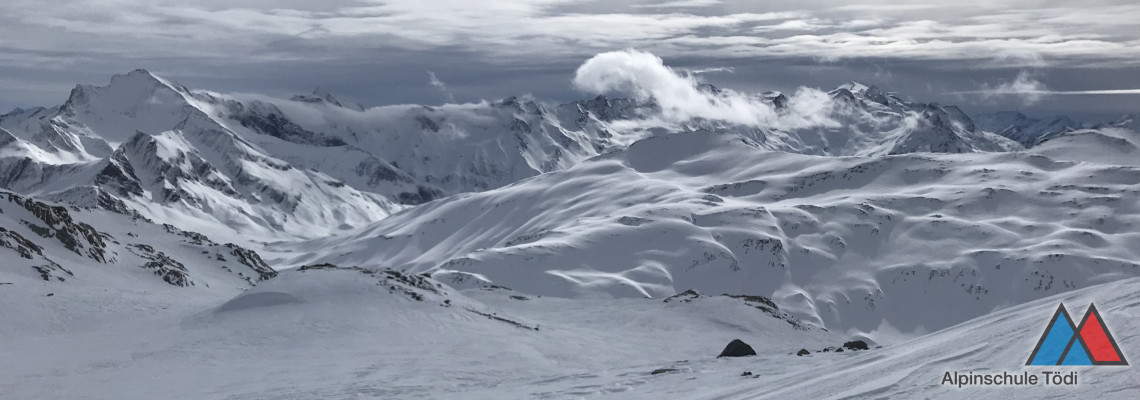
[
  {"xmin": 1029, "ymin": 308, "xmax": 1077, "ymax": 365},
  {"xmin": 1061, "ymin": 339, "xmax": 1093, "ymax": 365}
]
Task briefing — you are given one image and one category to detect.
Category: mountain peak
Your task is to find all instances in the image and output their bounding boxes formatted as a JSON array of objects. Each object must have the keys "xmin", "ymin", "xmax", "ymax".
[
  {"xmin": 761, "ymin": 91, "xmax": 788, "ymax": 109},
  {"xmin": 290, "ymin": 88, "xmax": 364, "ymax": 111},
  {"xmin": 836, "ymin": 81, "xmax": 871, "ymax": 94},
  {"xmin": 109, "ymin": 69, "xmax": 179, "ymax": 91},
  {"xmin": 126, "ymin": 68, "xmax": 158, "ymax": 78},
  {"xmin": 696, "ymin": 83, "xmax": 724, "ymax": 96}
]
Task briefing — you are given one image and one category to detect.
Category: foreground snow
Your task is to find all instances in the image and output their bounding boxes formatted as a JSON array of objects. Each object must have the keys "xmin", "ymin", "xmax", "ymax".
[{"xmin": 2, "ymin": 266, "xmax": 1137, "ymax": 399}]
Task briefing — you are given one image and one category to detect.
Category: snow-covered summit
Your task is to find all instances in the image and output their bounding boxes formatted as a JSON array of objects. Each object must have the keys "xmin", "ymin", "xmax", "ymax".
[
  {"xmin": 973, "ymin": 111, "xmax": 1084, "ymax": 147},
  {"xmin": 289, "ymin": 88, "xmax": 365, "ymax": 111}
]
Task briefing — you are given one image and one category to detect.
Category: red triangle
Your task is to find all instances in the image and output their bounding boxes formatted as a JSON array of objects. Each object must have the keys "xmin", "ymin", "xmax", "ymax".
[{"xmin": 1078, "ymin": 305, "xmax": 1124, "ymax": 363}]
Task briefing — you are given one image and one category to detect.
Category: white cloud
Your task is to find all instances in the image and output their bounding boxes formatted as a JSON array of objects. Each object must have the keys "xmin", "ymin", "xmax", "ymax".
[
  {"xmin": 682, "ymin": 66, "xmax": 735, "ymax": 75},
  {"xmin": 572, "ymin": 49, "xmax": 838, "ymax": 130},
  {"xmin": 427, "ymin": 70, "xmax": 455, "ymax": 103},
  {"xmin": 630, "ymin": 0, "xmax": 723, "ymax": 9},
  {"xmin": 986, "ymin": 70, "xmax": 1049, "ymax": 104},
  {"xmin": 953, "ymin": 71, "xmax": 1140, "ymax": 103},
  {"xmin": 3, "ymin": 0, "xmax": 1140, "ymax": 112},
  {"xmin": 4, "ymin": 0, "xmax": 1140, "ymax": 71}
]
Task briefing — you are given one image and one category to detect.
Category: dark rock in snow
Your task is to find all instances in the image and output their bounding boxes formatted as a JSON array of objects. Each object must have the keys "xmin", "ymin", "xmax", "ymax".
[
  {"xmin": 741, "ymin": 371, "xmax": 753, "ymax": 377},
  {"xmin": 651, "ymin": 368, "xmax": 678, "ymax": 375},
  {"xmin": 717, "ymin": 339, "xmax": 757, "ymax": 358},
  {"xmin": 663, "ymin": 289, "xmax": 701, "ymax": 303},
  {"xmin": 796, "ymin": 349, "xmax": 810, "ymax": 356},
  {"xmin": 843, "ymin": 340, "xmax": 869, "ymax": 351}
]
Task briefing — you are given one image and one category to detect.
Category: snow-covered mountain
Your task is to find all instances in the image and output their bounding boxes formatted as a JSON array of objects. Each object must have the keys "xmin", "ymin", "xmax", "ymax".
[
  {"xmin": 1110, "ymin": 113, "xmax": 1137, "ymax": 131},
  {"xmin": 821, "ymin": 82, "xmax": 1019, "ymax": 155},
  {"xmin": 1030, "ymin": 126, "xmax": 1140, "ymax": 166},
  {"xmin": 4, "ymin": 67, "xmax": 1140, "ymax": 399},
  {"xmin": 973, "ymin": 111, "xmax": 1084, "ymax": 147},
  {"xmin": 0, "ymin": 71, "xmax": 408, "ymax": 242},
  {"xmin": 280, "ymin": 129, "xmax": 1140, "ymax": 335},
  {"xmin": 0, "ymin": 189, "xmax": 274, "ymax": 291},
  {"xmin": 0, "ymin": 72, "xmax": 1030, "ymax": 244},
  {"xmin": 0, "ymin": 70, "xmax": 645, "ymax": 241}
]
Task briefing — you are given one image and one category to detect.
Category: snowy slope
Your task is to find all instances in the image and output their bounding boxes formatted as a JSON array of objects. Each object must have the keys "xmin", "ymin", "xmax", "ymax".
[
  {"xmin": 814, "ymin": 83, "xmax": 1020, "ymax": 156},
  {"xmin": 3, "ymin": 260, "xmax": 1138, "ymax": 399},
  {"xmin": 0, "ymin": 71, "xmax": 404, "ymax": 242},
  {"xmin": 280, "ymin": 129, "xmax": 1140, "ymax": 336},
  {"xmin": 0, "ymin": 71, "xmax": 1028, "ymax": 244},
  {"xmin": 973, "ymin": 111, "xmax": 1083, "ymax": 147},
  {"xmin": 692, "ymin": 277, "xmax": 1140, "ymax": 400},
  {"xmin": 0, "ymin": 263, "xmax": 842, "ymax": 400},
  {"xmin": 0, "ymin": 71, "xmax": 638, "ymax": 241},
  {"xmin": 1030, "ymin": 127, "xmax": 1140, "ymax": 166},
  {"xmin": 0, "ymin": 189, "xmax": 276, "ymax": 336}
]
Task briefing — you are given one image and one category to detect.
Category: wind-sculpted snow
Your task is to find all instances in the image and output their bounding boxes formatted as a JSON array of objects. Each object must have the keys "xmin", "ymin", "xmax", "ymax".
[
  {"xmin": 283, "ymin": 130, "xmax": 1140, "ymax": 337},
  {"xmin": 1029, "ymin": 127, "xmax": 1140, "ymax": 166}
]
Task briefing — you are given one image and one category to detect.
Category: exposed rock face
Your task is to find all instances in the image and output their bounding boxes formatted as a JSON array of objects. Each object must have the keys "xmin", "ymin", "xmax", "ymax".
[
  {"xmin": 717, "ymin": 339, "xmax": 757, "ymax": 358},
  {"xmin": 6, "ymin": 193, "xmax": 107, "ymax": 263},
  {"xmin": 663, "ymin": 289, "xmax": 701, "ymax": 303},
  {"xmin": 0, "ymin": 189, "xmax": 277, "ymax": 288},
  {"xmin": 224, "ymin": 243, "xmax": 277, "ymax": 282},
  {"xmin": 130, "ymin": 244, "xmax": 193, "ymax": 287}
]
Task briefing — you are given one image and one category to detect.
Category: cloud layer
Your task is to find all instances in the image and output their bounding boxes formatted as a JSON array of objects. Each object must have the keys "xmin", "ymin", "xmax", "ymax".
[
  {"xmin": 953, "ymin": 71, "xmax": 1140, "ymax": 105},
  {"xmin": 1, "ymin": 1, "xmax": 1138, "ymax": 116}
]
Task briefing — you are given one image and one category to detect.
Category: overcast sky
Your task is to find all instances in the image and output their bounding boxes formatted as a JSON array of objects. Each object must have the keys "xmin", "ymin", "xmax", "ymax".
[{"xmin": 2, "ymin": 0, "xmax": 1138, "ymax": 120}]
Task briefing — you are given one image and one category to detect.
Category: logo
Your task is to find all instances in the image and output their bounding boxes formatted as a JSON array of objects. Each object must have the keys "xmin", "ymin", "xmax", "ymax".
[{"xmin": 1026, "ymin": 303, "xmax": 1127, "ymax": 366}]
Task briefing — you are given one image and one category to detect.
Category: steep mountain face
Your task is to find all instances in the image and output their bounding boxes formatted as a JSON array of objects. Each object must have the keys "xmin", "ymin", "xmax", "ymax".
[
  {"xmin": 972, "ymin": 111, "xmax": 1083, "ymax": 147},
  {"xmin": 280, "ymin": 130, "xmax": 1140, "ymax": 335},
  {"xmin": 681, "ymin": 82, "xmax": 1018, "ymax": 158},
  {"xmin": 0, "ymin": 70, "xmax": 641, "ymax": 240},
  {"xmin": 250, "ymin": 95, "xmax": 623, "ymax": 195},
  {"xmin": 1111, "ymin": 114, "xmax": 1137, "ymax": 131},
  {"xmin": 0, "ymin": 71, "xmax": 411, "ymax": 241},
  {"xmin": 0, "ymin": 189, "xmax": 275, "ymax": 288},
  {"xmin": 817, "ymin": 82, "xmax": 1019, "ymax": 156},
  {"xmin": 0, "ymin": 72, "xmax": 1031, "ymax": 245}
]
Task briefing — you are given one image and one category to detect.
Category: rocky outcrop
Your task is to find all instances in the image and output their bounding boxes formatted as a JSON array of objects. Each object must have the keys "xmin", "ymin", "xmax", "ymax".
[
  {"xmin": 130, "ymin": 244, "xmax": 193, "ymax": 287},
  {"xmin": 224, "ymin": 243, "xmax": 277, "ymax": 282},
  {"xmin": 5, "ymin": 192, "xmax": 107, "ymax": 263},
  {"xmin": 717, "ymin": 339, "xmax": 757, "ymax": 358}
]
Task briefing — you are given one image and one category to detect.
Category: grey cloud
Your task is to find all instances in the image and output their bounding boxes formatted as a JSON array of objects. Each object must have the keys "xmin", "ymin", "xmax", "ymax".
[{"xmin": 0, "ymin": 0, "xmax": 1137, "ymax": 118}]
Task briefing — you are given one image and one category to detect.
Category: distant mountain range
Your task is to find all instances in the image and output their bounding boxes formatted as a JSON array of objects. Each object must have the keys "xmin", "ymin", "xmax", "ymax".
[{"xmin": 1, "ymin": 70, "xmax": 1137, "ymax": 334}]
